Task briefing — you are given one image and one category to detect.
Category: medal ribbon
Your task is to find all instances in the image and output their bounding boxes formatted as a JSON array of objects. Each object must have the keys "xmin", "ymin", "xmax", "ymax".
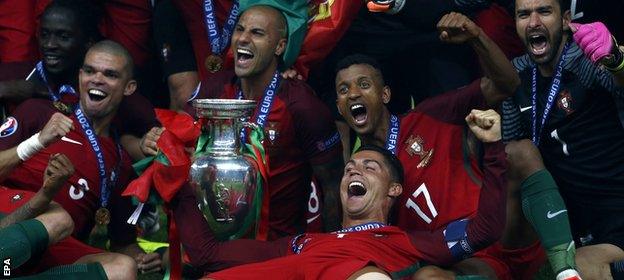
[
  {"xmin": 335, "ymin": 222, "xmax": 386, "ymax": 233},
  {"xmin": 291, "ymin": 222, "xmax": 387, "ymax": 254},
  {"xmin": 385, "ymin": 114, "xmax": 400, "ymax": 155},
  {"xmin": 35, "ymin": 61, "xmax": 77, "ymax": 102},
  {"xmin": 531, "ymin": 42, "xmax": 570, "ymax": 146},
  {"xmin": 75, "ymin": 107, "xmax": 120, "ymax": 209},
  {"xmin": 237, "ymin": 71, "xmax": 281, "ymax": 141},
  {"xmin": 203, "ymin": 0, "xmax": 240, "ymax": 55}
]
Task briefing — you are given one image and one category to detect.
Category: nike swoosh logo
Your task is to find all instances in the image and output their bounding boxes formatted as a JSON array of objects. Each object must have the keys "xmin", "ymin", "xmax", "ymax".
[
  {"xmin": 547, "ymin": 210, "xmax": 568, "ymax": 219},
  {"xmin": 520, "ymin": 106, "xmax": 533, "ymax": 112},
  {"xmin": 307, "ymin": 214, "xmax": 321, "ymax": 224},
  {"xmin": 61, "ymin": 136, "xmax": 82, "ymax": 145}
]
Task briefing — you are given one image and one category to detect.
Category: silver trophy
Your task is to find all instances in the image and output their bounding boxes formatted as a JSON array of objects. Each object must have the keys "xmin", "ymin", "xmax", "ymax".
[{"xmin": 189, "ymin": 99, "xmax": 259, "ymax": 238}]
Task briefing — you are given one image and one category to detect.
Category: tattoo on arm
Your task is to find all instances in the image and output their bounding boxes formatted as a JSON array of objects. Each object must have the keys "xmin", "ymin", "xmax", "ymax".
[{"xmin": 0, "ymin": 200, "xmax": 41, "ymax": 229}]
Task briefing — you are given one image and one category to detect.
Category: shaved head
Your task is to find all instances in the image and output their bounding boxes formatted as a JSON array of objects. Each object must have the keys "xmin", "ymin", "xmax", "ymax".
[
  {"xmin": 246, "ymin": 5, "xmax": 287, "ymax": 38},
  {"xmin": 86, "ymin": 40, "xmax": 134, "ymax": 78}
]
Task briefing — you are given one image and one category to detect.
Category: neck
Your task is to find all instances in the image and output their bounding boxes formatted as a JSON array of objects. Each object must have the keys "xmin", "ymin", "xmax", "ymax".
[
  {"xmin": 360, "ymin": 108, "xmax": 391, "ymax": 148},
  {"xmin": 46, "ymin": 66, "xmax": 79, "ymax": 88},
  {"xmin": 240, "ymin": 64, "xmax": 278, "ymax": 100},
  {"xmin": 538, "ymin": 34, "xmax": 569, "ymax": 77},
  {"xmin": 342, "ymin": 216, "xmax": 387, "ymax": 229},
  {"xmin": 92, "ymin": 116, "xmax": 113, "ymax": 137}
]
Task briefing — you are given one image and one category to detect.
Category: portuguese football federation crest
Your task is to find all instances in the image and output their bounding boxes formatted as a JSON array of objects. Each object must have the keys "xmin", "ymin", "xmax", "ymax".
[
  {"xmin": 557, "ymin": 90, "xmax": 574, "ymax": 115},
  {"xmin": 266, "ymin": 122, "xmax": 279, "ymax": 144},
  {"xmin": 405, "ymin": 135, "xmax": 434, "ymax": 168},
  {"xmin": 11, "ymin": 193, "xmax": 22, "ymax": 203}
]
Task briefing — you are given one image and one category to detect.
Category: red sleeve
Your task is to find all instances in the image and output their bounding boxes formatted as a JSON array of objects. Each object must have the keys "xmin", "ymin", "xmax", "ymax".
[
  {"xmin": 0, "ymin": 99, "xmax": 53, "ymax": 150},
  {"xmin": 408, "ymin": 141, "xmax": 506, "ymax": 265},
  {"xmin": 115, "ymin": 93, "xmax": 160, "ymax": 137},
  {"xmin": 414, "ymin": 79, "xmax": 486, "ymax": 125},
  {"xmin": 99, "ymin": 0, "xmax": 152, "ymax": 67},
  {"xmin": 172, "ymin": 183, "xmax": 290, "ymax": 272},
  {"xmin": 463, "ymin": 141, "xmax": 507, "ymax": 251},
  {"xmin": 293, "ymin": 1, "xmax": 362, "ymax": 80},
  {"xmin": 0, "ymin": 0, "xmax": 38, "ymax": 63},
  {"xmin": 285, "ymin": 80, "xmax": 341, "ymax": 165}
]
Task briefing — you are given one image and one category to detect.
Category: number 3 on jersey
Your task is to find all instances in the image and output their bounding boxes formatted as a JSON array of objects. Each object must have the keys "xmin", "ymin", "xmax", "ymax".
[{"xmin": 405, "ymin": 183, "xmax": 438, "ymax": 224}]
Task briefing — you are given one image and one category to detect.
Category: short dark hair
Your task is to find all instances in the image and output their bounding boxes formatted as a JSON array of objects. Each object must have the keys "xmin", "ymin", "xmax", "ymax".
[
  {"xmin": 355, "ymin": 145, "xmax": 404, "ymax": 185},
  {"xmin": 87, "ymin": 40, "xmax": 135, "ymax": 78},
  {"xmin": 335, "ymin": 54, "xmax": 385, "ymax": 84},
  {"xmin": 514, "ymin": 0, "xmax": 571, "ymax": 12},
  {"xmin": 42, "ymin": 0, "xmax": 103, "ymax": 43}
]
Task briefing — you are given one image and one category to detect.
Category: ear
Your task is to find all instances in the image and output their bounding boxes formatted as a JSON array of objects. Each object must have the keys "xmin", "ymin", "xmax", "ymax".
[
  {"xmin": 336, "ymin": 98, "xmax": 344, "ymax": 117},
  {"xmin": 275, "ymin": 38, "xmax": 287, "ymax": 56},
  {"xmin": 562, "ymin": 10, "xmax": 572, "ymax": 31},
  {"xmin": 388, "ymin": 182, "xmax": 402, "ymax": 198},
  {"xmin": 124, "ymin": 79, "xmax": 137, "ymax": 96},
  {"xmin": 382, "ymin": 85, "xmax": 391, "ymax": 104}
]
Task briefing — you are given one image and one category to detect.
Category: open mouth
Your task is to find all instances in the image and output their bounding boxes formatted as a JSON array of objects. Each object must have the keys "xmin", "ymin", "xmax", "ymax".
[
  {"xmin": 348, "ymin": 181, "xmax": 367, "ymax": 198},
  {"xmin": 528, "ymin": 33, "xmax": 548, "ymax": 56},
  {"xmin": 236, "ymin": 48, "xmax": 255, "ymax": 65},
  {"xmin": 43, "ymin": 55, "xmax": 61, "ymax": 67},
  {"xmin": 88, "ymin": 89, "xmax": 107, "ymax": 102},
  {"xmin": 350, "ymin": 104, "xmax": 368, "ymax": 125}
]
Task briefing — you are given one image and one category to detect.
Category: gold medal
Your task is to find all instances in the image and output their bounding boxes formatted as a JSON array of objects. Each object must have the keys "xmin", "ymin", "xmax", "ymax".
[
  {"xmin": 95, "ymin": 207, "xmax": 111, "ymax": 226},
  {"xmin": 53, "ymin": 101, "xmax": 72, "ymax": 115},
  {"xmin": 204, "ymin": 55, "xmax": 223, "ymax": 73}
]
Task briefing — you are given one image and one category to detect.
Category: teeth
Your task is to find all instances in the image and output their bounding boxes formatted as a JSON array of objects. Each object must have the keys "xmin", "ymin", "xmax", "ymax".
[
  {"xmin": 349, "ymin": 181, "xmax": 364, "ymax": 188},
  {"xmin": 237, "ymin": 49, "xmax": 253, "ymax": 56},
  {"xmin": 350, "ymin": 104, "xmax": 364, "ymax": 111},
  {"xmin": 89, "ymin": 89, "xmax": 106, "ymax": 96}
]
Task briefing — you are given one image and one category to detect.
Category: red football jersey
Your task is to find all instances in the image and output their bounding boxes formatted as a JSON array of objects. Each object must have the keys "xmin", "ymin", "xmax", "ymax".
[
  {"xmin": 209, "ymin": 226, "xmax": 423, "ymax": 280},
  {"xmin": 394, "ymin": 80, "xmax": 487, "ymax": 231},
  {"xmin": 0, "ymin": 99, "xmax": 136, "ymax": 242}
]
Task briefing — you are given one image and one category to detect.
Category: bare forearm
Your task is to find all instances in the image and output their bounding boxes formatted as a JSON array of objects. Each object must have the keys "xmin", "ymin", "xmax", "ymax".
[
  {"xmin": 470, "ymin": 31, "xmax": 520, "ymax": 102},
  {"xmin": 120, "ymin": 134, "xmax": 146, "ymax": 161},
  {"xmin": 0, "ymin": 147, "xmax": 23, "ymax": 182},
  {"xmin": 0, "ymin": 191, "xmax": 50, "ymax": 228}
]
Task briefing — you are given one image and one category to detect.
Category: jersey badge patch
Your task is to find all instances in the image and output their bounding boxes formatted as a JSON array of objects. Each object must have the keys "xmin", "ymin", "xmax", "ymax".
[
  {"xmin": 0, "ymin": 117, "xmax": 18, "ymax": 138},
  {"xmin": 557, "ymin": 90, "xmax": 574, "ymax": 115},
  {"xmin": 11, "ymin": 194, "xmax": 22, "ymax": 203},
  {"xmin": 405, "ymin": 135, "xmax": 434, "ymax": 168},
  {"xmin": 266, "ymin": 122, "xmax": 279, "ymax": 144}
]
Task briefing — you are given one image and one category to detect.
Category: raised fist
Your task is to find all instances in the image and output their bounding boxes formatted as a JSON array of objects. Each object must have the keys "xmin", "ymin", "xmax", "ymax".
[
  {"xmin": 569, "ymin": 22, "xmax": 615, "ymax": 64},
  {"xmin": 437, "ymin": 12, "xmax": 481, "ymax": 44},
  {"xmin": 465, "ymin": 109, "xmax": 501, "ymax": 143},
  {"xmin": 38, "ymin": 112, "xmax": 74, "ymax": 147},
  {"xmin": 42, "ymin": 153, "xmax": 75, "ymax": 198}
]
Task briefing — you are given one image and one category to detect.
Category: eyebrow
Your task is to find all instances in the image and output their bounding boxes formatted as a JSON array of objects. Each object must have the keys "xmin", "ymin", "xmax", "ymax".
[
  {"xmin": 82, "ymin": 64, "xmax": 121, "ymax": 76},
  {"xmin": 363, "ymin": 159, "xmax": 382, "ymax": 168}
]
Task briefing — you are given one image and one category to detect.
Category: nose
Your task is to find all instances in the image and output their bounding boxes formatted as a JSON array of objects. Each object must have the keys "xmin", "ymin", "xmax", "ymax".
[
  {"xmin": 43, "ymin": 35, "xmax": 58, "ymax": 50},
  {"xmin": 347, "ymin": 86, "xmax": 362, "ymax": 100},
  {"xmin": 90, "ymin": 71, "xmax": 105, "ymax": 85},
  {"xmin": 235, "ymin": 30, "xmax": 251, "ymax": 46},
  {"xmin": 528, "ymin": 12, "xmax": 541, "ymax": 28}
]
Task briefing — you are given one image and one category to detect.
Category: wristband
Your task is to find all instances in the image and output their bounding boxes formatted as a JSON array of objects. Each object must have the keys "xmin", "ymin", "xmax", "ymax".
[{"xmin": 16, "ymin": 132, "xmax": 44, "ymax": 161}]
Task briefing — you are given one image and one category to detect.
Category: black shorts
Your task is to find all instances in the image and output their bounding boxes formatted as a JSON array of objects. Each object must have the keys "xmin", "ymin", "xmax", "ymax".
[
  {"xmin": 152, "ymin": 0, "xmax": 197, "ymax": 78},
  {"xmin": 565, "ymin": 196, "xmax": 624, "ymax": 250}
]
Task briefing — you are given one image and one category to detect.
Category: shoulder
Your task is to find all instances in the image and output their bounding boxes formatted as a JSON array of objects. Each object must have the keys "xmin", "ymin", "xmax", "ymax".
[
  {"xmin": 512, "ymin": 54, "xmax": 534, "ymax": 73},
  {"xmin": 278, "ymin": 78, "xmax": 316, "ymax": 101}
]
